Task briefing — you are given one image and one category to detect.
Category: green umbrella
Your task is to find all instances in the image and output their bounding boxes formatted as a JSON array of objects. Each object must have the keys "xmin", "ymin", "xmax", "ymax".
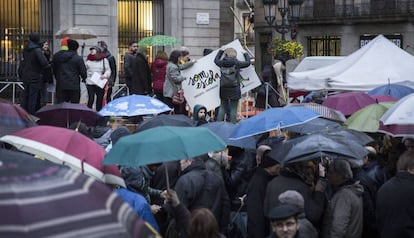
[
  {"xmin": 138, "ymin": 35, "xmax": 180, "ymax": 47},
  {"xmin": 344, "ymin": 102, "xmax": 394, "ymax": 133},
  {"xmin": 103, "ymin": 126, "xmax": 226, "ymax": 167}
]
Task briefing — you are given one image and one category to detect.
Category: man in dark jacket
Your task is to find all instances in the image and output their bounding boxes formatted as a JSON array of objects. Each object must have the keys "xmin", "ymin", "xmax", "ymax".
[
  {"xmin": 247, "ymin": 146, "xmax": 281, "ymax": 238},
  {"xmin": 174, "ymin": 157, "xmax": 230, "ymax": 232},
  {"xmin": 98, "ymin": 41, "xmax": 117, "ymax": 102},
  {"xmin": 52, "ymin": 39, "xmax": 87, "ymax": 103},
  {"xmin": 377, "ymin": 151, "xmax": 414, "ymax": 238},
  {"xmin": 123, "ymin": 41, "xmax": 138, "ymax": 93},
  {"xmin": 131, "ymin": 48, "xmax": 152, "ymax": 95},
  {"xmin": 19, "ymin": 32, "xmax": 51, "ymax": 114}
]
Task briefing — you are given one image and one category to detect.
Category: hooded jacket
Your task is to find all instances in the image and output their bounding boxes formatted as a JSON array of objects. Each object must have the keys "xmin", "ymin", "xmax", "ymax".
[
  {"xmin": 192, "ymin": 104, "xmax": 207, "ymax": 126},
  {"xmin": 20, "ymin": 40, "xmax": 51, "ymax": 83},
  {"xmin": 52, "ymin": 50, "xmax": 87, "ymax": 90}
]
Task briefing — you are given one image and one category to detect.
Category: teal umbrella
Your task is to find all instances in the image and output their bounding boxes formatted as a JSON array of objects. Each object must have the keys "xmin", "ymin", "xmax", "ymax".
[
  {"xmin": 138, "ymin": 35, "xmax": 180, "ymax": 47},
  {"xmin": 103, "ymin": 126, "xmax": 226, "ymax": 167}
]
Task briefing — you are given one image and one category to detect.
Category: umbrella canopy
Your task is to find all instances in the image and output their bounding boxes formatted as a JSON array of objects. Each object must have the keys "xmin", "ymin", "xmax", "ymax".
[
  {"xmin": 99, "ymin": 94, "xmax": 171, "ymax": 117},
  {"xmin": 378, "ymin": 121, "xmax": 414, "ymax": 137},
  {"xmin": 138, "ymin": 114, "xmax": 195, "ymax": 131},
  {"xmin": 369, "ymin": 95, "xmax": 398, "ymax": 103},
  {"xmin": 368, "ymin": 83, "xmax": 414, "ymax": 99},
  {"xmin": 201, "ymin": 121, "xmax": 257, "ymax": 149},
  {"xmin": 322, "ymin": 92, "xmax": 376, "ymax": 116},
  {"xmin": 229, "ymin": 106, "xmax": 320, "ymax": 139},
  {"xmin": 104, "ymin": 126, "xmax": 226, "ymax": 167},
  {"xmin": 269, "ymin": 133, "xmax": 368, "ymax": 165},
  {"xmin": 344, "ymin": 102, "xmax": 395, "ymax": 133},
  {"xmin": 0, "ymin": 148, "xmax": 157, "ymax": 238},
  {"xmin": 380, "ymin": 93, "xmax": 414, "ymax": 125},
  {"xmin": 138, "ymin": 35, "xmax": 180, "ymax": 47},
  {"xmin": 288, "ymin": 102, "xmax": 346, "ymax": 122},
  {"xmin": 0, "ymin": 98, "xmax": 37, "ymax": 137},
  {"xmin": 0, "ymin": 126, "xmax": 124, "ymax": 187},
  {"xmin": 55, "ymin": 27, "xmax": 97, "ymax": 39},
  {"xmin": 285, "ymin": 117, "xmax": 343, "ymax": 134},
  {"xmin": 36, "ymin": 102, "xmax": 101, "ymax": 128}
]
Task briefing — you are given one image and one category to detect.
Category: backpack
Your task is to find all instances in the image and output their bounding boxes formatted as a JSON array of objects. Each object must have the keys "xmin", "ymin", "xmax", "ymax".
[{"xmin": 220, "ymin": 65, "xmax": 239, "ymax": 88}]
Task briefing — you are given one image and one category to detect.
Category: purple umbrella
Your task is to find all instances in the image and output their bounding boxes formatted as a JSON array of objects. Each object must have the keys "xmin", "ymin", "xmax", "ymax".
[
  {"xmin": 36, "ymin": 102, "xmax": 101, "ymax": 128},
  {"xmin": 0, "ymin": 148, "xmax": 159, "ymax": 237},
  {"xmin": 322, "ymin": 92, "xmax": 376, "ymax": 116}
]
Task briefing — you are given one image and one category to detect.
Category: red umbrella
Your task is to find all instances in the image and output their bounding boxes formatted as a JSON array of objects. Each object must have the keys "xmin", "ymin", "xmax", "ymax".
[
  {"xmin": 0, "ymin": 148, "xmax": 158, "ymax": 237},
  {"xmin": 0, "ymin": 126, "xmax": 124, "ymax": 187},
  {"xmin": 322, "ymin": 92, "xmax": 376, "ymax": 116},
  {"xmin": 0, "ymin": 98, "xmax": 37, "ymax": 136},
  {"xmin": 378, "ymin": 121, "xmax": 414, "ymax": 137},
  {"xmin": 36, "ymin": 102, "xmax": 101, "ymax": 128},
  {"xmin": 369, "ymin": 95, "xmax": 398, "ymax": 103}
]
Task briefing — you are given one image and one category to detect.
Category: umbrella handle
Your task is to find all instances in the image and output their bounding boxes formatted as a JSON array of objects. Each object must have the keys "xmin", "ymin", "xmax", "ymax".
[
  {"xmin": 165, "ymin": 165, "xmax": 170, "ymax": 190},
  {"xmin": 81, "ymin": 159, "xmax": 85, "ymax": 173}
]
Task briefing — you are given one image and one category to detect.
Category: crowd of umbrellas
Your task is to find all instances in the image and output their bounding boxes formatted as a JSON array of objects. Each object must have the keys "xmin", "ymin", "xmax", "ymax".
[{"xmin": 0, "ymin": 81, "xmax": 413, "ymax": 237}]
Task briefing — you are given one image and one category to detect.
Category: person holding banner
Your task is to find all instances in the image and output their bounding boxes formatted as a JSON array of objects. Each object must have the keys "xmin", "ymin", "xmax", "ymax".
[{"xmin": 214, "ymin": 48, "xmax": 251, "ymax": 123}]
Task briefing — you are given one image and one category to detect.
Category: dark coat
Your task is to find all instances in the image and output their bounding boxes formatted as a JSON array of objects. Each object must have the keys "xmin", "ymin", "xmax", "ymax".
[
  {"xmin": 20, "ymin": 40, "xmax": 51, "ymax": 83},
  {"xmin": 105, "ymin": 50, "xmax": 117, "ymax": 87},
  {"xmin": 151, "ymin": 58, "xmax": 168, "ymax": 93},
  {"xmin": 214, "ymin": 50, "xmax": 251, "ymax": 100},
  {"xmin": 131, "ymin": 52, "xmax": 152, "ymax": 95},
  {"xmin": 247, "ymin": 167, "xmax": 276, "ymax": 238},
  {"xmin": 174, "ymin": 159, "xmax": 231, "ymax": 231},
  {"xmin": 264, "ymin": 169, "xmax": 326, "ymax": 228},
  {"xmin": 52, "ymin": 50, "xmax": 87, "ymax": 90},
  {"xmin": 376, "ymin": 172, "xmax": 414, "ymax": 238},
  {"xmin": 123, "ymin": 51, "xmax": 135, "ymax": 88}
]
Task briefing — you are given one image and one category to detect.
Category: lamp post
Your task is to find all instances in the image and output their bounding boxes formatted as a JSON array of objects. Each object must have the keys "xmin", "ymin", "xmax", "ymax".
[{"xmin": 262, "ymin": 0, "xmax": 304, "ymax": 40}]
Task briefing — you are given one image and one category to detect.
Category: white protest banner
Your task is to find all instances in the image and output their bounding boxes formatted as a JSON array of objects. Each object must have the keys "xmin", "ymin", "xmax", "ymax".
[{"xmin": 181, "ymin": 39, "xmax": 261, "ymax": 112}]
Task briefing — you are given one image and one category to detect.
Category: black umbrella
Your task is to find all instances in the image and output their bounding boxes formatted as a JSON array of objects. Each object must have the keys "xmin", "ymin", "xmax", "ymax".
[
  {"xmin": 0, "ymin": 148, "xmax": 159, "ymax": 237},
  {"xmin": 269, "ymin": 133, "xmax": 368, "ymax": 165},
  {"xmin": 138, "ymin": 114, "xmax": 194, "ymax": 132}
]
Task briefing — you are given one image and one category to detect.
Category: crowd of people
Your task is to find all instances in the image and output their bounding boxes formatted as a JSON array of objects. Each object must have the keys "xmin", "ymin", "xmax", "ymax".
[{"xmin": 15, "ymin": 32, "xmax": 414, "ymax": 238}]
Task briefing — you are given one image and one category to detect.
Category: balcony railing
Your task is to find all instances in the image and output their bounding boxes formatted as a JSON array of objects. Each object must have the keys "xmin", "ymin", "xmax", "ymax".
[{"xmin": 301, "ymin": 2, "xmax": 414, "ymax": 20}]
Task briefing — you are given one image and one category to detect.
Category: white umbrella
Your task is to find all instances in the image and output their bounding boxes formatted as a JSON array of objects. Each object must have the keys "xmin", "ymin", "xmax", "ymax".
[{"xmin": 380, "ymin": 93, "xmax": 414, "ymax": 125}]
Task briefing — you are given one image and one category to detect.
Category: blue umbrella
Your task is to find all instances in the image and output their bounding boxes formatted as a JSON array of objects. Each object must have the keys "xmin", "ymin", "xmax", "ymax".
[
  {"xmin": 229, "ymin": 106, "xmax": 320, "ymax": 139},
  {"xmin": 368, "ymin": 83, "xmax": 414, "ymax": 99},
  {"xmin": 200, "ymin": 121, "xmax": 257, "ymax": 149},
  {"xmin": 99, "ymin": 94, "xmax": 171, "ymax": 116}
]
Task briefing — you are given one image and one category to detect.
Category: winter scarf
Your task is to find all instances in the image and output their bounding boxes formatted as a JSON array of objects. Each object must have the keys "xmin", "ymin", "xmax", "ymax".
[{"xmin": 87, "ymin": 53, "xmax": 107, "ymax": 61}]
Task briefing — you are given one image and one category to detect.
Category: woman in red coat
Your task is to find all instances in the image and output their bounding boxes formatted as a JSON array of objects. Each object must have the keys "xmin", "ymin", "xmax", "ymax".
[{"xmin": 151, "ymin": 50, "xmax": 168, "ymax": 102}]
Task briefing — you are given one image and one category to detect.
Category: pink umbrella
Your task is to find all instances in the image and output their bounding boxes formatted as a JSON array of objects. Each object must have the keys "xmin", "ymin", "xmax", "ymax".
[
  {"xmin": 369, "ymin": 95, "xmax": 398, "ymax": 103},
  {"xmin": 322, "ymin": 92, "xmax": 376, "ymax": 116},
  {"xmin": 0, "ymin": 125, "xmax": 124, "ymax": 187},
  {"xmin": 378, "ymin": 121, "xmax": 414, "ymax": 137}
]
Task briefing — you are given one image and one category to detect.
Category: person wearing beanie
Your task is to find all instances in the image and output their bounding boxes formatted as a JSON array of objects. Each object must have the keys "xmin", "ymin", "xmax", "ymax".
[
  {"xmin": 105, "ymin": 125, "xmax": 130, "ymax": 153},
  {"xmin": 267, "ymin": 204, "xmax": 301, "ymax": 238},
  {"xmin": 246, "ymin": 148, "xmax": 281, "ymax": 238},
  {"xmin": 60, "ymin": 36, "xmax": 70, "ymax": 50},
  {"xmin": 52, "ymin": 38, "xmax": 87, "ymax": 103},
  {"xmin": 279, "ymin": 190, "xmax": 318, "ymax": 238},
  {"xmin": 97, "ymin": 40, "xmax": 117, "ymax": 104},
  {"xmin": 85, "ymin": 45, "xmax": 111, "ymax": 111},
  {"xmin": 19, "ymin": 32, "xmax": 51, "ymax": 115}
]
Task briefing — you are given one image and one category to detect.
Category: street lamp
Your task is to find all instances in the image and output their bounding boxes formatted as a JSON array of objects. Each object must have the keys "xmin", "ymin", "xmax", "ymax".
[{"xmin": 262, "ymin": 0, "xmax": 304, "ymax": 40}]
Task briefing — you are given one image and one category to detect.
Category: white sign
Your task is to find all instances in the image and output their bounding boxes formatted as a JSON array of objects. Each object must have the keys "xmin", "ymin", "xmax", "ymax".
[
  {"xmin": 196, "ymin": 13, "xmax": 210, "ymax": 25},
  {"xmin": 181, "ymin": 39, "xmax": 261, "ymax": 111},
  {"xmin": 90, "ymin": 72, "xmax": 107, "ymax": 89}
]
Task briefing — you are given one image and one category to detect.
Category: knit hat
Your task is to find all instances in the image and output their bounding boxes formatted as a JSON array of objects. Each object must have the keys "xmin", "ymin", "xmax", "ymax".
[
  {"xmin": 256, "ymin": 145, "xmax": 272, "ymax": 159},
  {"xmin": 60, "ymin": 36, "xmax": 70, "ymax": 51},
  {"xmin": 278, "ymin": 190, "xmax": 305, "ymax": 211},
  {"xmin": 110, "ymin": 126, "xmax": 130, "ymax": 145},
  {"xmin": 67, "ymin": 39, "xmax": 79, "ymax": 51},
  {"xmin": 97, "ymin": 41, "xmax": 108, "ymax": 49},
  {"xmin": 29, "ymin": 32, "xmax": 40, "ymax": 43},
  {"xmin": 268, "ymin": 204, "xmax": 300, "ymax": 221},
  {"xmin": 89, "ymin": 45, "xmax": 102, "ymax": 53}
]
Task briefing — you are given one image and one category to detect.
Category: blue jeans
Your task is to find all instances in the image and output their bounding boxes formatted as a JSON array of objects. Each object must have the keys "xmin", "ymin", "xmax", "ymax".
[{"xmin": 217, "ymin": 99, "xmax": 238, "ymax": 123}]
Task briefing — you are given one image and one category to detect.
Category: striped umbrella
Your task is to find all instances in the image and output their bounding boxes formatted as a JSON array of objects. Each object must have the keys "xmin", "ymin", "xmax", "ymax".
[
  {"xmin": 288, "ymin": 102, "xmax": 346, "ymax": 122},
  {"xmin": 0, "ymin": 148, "xmax": 159, "ymax": 238},
  {"xmin": 0, "ymin": 98, "xmax": 37, "ymax": 137}
]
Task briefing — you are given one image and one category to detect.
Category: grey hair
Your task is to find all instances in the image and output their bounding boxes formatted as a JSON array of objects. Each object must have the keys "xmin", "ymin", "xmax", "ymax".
[{"xmin": 332, "ymin": 159, "xmax": 353, "ymax": 180}]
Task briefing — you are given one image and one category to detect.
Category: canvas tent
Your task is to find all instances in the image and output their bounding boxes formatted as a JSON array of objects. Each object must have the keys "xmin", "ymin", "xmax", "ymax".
[{"xmin": 288, "ymin": 35, "xmax": 414, "ymax": 91}]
